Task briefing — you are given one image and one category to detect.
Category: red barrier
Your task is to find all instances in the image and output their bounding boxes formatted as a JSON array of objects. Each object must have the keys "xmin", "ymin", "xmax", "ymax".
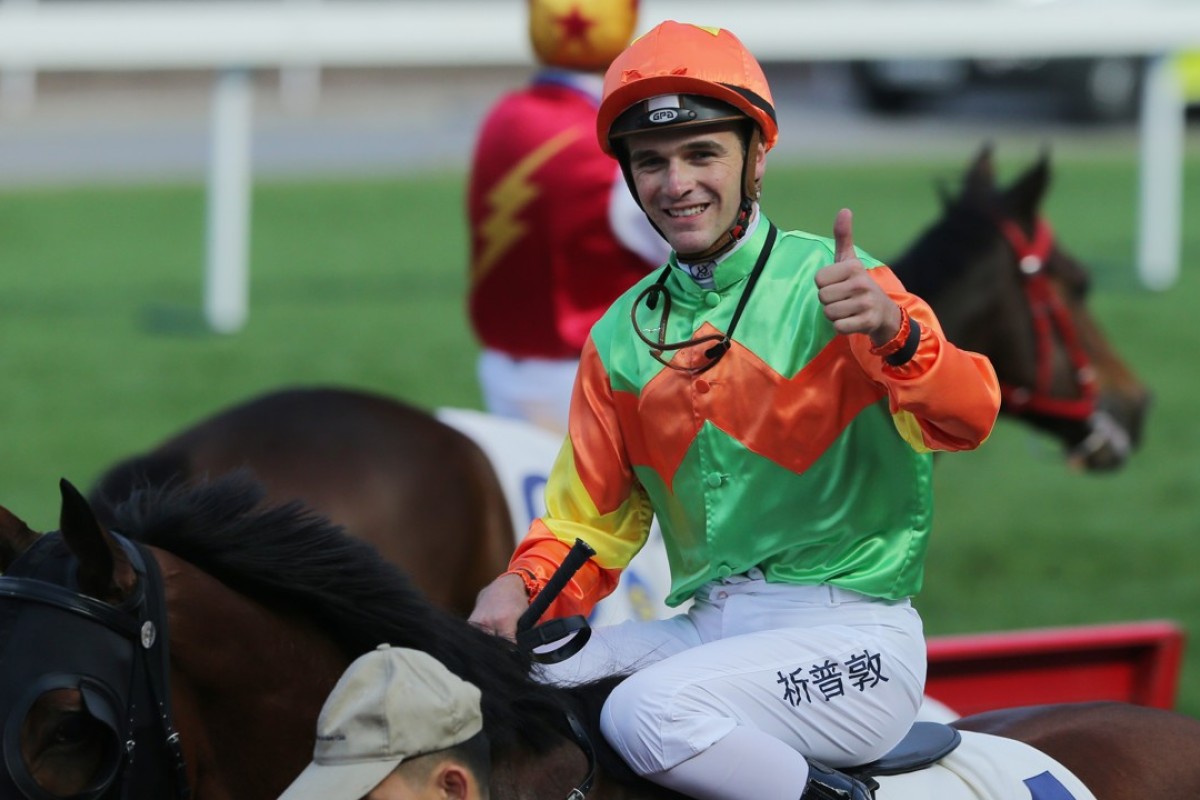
[{"xmin": 925, "ymin": 620, "xmax": 1185, "ymax": 716}]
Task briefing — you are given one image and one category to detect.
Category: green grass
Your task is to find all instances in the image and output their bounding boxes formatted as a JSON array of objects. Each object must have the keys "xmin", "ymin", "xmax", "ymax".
[{"xmin": 3, "ymin": 147, "xmax": 1199, "ymax": 714}]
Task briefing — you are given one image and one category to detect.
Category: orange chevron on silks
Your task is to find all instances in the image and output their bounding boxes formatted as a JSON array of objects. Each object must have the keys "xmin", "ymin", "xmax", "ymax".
[{"xmin": 610, "ymin": 325, "xmax": 886, "ymax": 493}]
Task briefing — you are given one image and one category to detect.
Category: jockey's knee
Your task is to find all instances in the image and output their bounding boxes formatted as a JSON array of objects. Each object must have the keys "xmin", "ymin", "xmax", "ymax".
[{"xmin": 600, "ymin": 669, "xmax": 735, "ymax": 776}]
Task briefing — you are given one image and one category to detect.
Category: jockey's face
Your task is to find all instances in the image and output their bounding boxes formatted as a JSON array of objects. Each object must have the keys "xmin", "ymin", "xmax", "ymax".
[{"xmin": 626, "ymin": 123, "xmax": 764, "ymax": 257}]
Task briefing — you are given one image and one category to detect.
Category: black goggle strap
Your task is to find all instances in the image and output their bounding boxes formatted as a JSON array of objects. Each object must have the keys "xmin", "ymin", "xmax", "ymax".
[{"xmin": 120, "ymin": 538, "xmax": 190, "ymax": 800}]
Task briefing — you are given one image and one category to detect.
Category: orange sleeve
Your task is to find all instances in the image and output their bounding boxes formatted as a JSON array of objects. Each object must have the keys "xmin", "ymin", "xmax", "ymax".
[
  {"xmin": 851, "ymin": 266, "xmax": 1001, "ymax": 451},
  {"xmin": 506, "ymin": 521, "xmax": 622, "ymax": 622},
  {"xmin": 505, "ymin": 337, "xmax": 652, "ymax": 621}
]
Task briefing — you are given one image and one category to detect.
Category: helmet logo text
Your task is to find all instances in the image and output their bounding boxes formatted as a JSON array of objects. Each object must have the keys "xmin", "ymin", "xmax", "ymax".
[{"xmin": 648, "ymin": 109, "xmax": 679, "ymax": 124}]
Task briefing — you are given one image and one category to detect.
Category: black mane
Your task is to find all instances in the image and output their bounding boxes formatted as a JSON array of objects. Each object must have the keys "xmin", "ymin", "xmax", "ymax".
[
  {"xmin": 105, "ymin": 473, "xmax": 630, "ymax": 775},
  {"xmin": 891, "ymin": 192, "xmax": 1001, "ymax": 305}
]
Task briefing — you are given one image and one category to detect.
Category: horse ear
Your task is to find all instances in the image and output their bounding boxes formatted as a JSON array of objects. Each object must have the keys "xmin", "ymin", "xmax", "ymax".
[
  {"xmin": 0, "ymin": 506, "xmax": 40, "ymax": 573},
  {"xmin": 58, "ymin": 478, "xmax": 137, "ymax": 603},
  {"xmin": 962, "ymin": 142, "xmax": 997, "ymax": 201},
  {"xmin": 1004, "ymin": 146, "xmax": 1053, "ymax": 222},
  {"xmin": 936, "ymin": 178, "xmax": 955, "ymax": 211}
]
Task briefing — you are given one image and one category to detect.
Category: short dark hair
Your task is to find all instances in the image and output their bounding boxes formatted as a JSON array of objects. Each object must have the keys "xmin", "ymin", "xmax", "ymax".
[{"xmin": 445, "ymin": 729, "xmax": 491, "ymax": 785}]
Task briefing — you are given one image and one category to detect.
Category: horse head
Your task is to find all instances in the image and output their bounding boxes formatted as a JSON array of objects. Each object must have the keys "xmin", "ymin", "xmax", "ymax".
[
  {"xmin": 0, "ymin": 480, "xmax": 187, "ymax": 800},
  {"xmin": 892, "ymin": 145, "xmax": 1150, "ymax": 471}
]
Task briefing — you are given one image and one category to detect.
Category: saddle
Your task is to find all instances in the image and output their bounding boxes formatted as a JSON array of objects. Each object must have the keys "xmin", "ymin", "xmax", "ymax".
[
  {"xmin": 849, "ymin": 721, "xmax": 962, "ymax": 780},
  {"xmin": 801, "ymin": 724, "xmax": 962, "ymax": 800}
]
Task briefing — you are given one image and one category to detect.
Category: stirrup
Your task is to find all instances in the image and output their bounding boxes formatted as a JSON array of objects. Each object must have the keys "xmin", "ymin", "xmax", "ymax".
[{"xmin": 800, "ymin": 758, "xmax": 878, "ymax": 800}]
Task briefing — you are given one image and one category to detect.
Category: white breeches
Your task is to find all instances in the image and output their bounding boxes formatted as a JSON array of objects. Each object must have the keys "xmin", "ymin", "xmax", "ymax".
[
  {"xmin": 540, "ymin": 572, "xmax": 926, "ymax": 776},
  {"xmin": 477, "ymin": 349, "xmax": 578, "ymax": 436}
]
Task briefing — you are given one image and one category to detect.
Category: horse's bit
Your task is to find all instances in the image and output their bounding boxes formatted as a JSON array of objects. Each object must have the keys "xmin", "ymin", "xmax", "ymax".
[
  {"xmin": 995, "ymin": 216, "xmax": 1098, "ymax": 424},
  {"xmin": 0, "ymin": 533, "xmax": 191, "ymax": 800}
]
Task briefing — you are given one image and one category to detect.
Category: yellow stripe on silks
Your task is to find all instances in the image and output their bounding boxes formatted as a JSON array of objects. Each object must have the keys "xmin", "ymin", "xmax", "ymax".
[
  {"xmin": 540, "ymin": 438, "xmax": 653, "ymax": 570},
  {"xmin": 892, "ymin": 410, "xmax": 933, "ymax": 454}
]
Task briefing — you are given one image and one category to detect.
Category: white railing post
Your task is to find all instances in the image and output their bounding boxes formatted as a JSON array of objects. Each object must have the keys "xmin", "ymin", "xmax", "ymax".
[
  {"xmin": 204, "ymin": 67, "xmax": 255, "ymax": 334},
  {"xmin": 1136, "ymin": 53, "xmax": 1185, "ymax": 291}
]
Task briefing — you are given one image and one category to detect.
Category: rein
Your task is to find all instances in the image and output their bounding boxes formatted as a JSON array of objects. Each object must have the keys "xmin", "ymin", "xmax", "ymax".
[
  {"xmin": 995, "ymin": 216, "xmax": 1097, "ymax": 422},
  {"xmin": 516, "ymin": 538, "xmax": 599, "ymax": 799},
  {"xmin": 0, "ymin": 535, "xmax": 191, "ymax": 800}
]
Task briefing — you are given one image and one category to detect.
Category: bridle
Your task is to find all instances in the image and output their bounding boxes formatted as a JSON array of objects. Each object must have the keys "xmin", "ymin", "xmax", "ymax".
[
  {"xmin": 995, "ymin": 216, "xmax": 1097, "ymax": 423},
  {"xmin": 0, "ymin": 533, "xmax": 190, "ymax": 800}
]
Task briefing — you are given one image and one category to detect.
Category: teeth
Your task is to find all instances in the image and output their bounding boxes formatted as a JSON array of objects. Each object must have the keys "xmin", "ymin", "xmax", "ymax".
[{"xmin": 668, "ymin": 205, "xmax": 706, "ymax": 218}]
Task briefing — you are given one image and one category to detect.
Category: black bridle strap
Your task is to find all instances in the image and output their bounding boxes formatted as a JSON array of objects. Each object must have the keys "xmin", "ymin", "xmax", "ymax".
[
  {"xmin": 563, "ymin": 709, "xmax": 597, "ymax": 800},
  {"xmin": 132, "ymin": 540, "xmax": 191, "ymax": 800},
  {"xmin": 0, "ymin": 578, "xmax": 143, "ymax": 638}
]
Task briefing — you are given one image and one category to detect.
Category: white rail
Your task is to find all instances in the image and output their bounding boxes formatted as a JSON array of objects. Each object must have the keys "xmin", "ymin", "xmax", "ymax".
[{"xmin": 1, "ymin": 0, "xmax": 1195, "ymax": 330}]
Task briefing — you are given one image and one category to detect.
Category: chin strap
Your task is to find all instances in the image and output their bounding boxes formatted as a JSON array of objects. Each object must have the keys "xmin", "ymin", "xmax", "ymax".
[{"xmin": 675, "ymin": 197, "xmax": 756, "ymax": 263}]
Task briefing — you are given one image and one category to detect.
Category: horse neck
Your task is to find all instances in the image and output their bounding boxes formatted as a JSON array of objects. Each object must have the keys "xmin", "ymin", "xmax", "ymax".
[
  {"xmin": 157, "ymin": 549, "xmax": 348, "ymax": 799},
  {"xmin": 889, "ymin": 212, "xmax": 1002, "ymax": 354}
]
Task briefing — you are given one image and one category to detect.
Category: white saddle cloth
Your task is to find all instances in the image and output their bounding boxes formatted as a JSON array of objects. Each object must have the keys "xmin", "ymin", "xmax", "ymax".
[{"xmin": 874, "ymin": 730, "xmax": 1096, "ymax": 800}]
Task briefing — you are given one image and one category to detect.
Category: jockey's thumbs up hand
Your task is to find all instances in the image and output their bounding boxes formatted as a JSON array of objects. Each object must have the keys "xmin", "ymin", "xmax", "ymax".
[{"xmin": 815, "ymin": 208, "xmax": 902, "ymax": 347}]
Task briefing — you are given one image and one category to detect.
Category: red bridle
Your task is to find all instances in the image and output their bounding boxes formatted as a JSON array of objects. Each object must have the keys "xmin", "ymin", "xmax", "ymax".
[{"xmin": 995, "ymin": 217, "xmax": 1097, "ymax": 422}]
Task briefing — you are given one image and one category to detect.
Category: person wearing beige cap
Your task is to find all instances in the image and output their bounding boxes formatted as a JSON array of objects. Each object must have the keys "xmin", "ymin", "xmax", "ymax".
[{"xmin": 278, "ymin": 644, "xmax": 491, "ymax": 800}]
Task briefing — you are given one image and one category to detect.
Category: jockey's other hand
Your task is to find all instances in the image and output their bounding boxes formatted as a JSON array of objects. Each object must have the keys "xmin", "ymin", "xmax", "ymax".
[{"xmin": 468, "ymin": 572, "xmax": 529, "ymax": 641}]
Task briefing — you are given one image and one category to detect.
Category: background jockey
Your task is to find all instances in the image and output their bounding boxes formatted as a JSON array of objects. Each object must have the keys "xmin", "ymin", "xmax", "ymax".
[
  {"xmin": 466, "ymin": 0, "xmax": 668, "ymax": 435},
  {"xmin": 470, "ymin": 20, "xmax": 1001, "ymax": 800}
]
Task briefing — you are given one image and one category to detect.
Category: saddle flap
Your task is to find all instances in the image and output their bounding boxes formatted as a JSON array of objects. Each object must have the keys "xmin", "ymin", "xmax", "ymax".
[{"xmin": 848, "ymin": 722, "xmax": 962, "ymax": 778}]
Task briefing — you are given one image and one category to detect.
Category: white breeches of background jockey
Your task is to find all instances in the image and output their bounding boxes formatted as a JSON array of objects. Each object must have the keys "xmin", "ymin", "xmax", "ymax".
[
  {"xmin": 541, "ymin": 572, "xmax": 926, "ymax": 776},
  {"xmin": 477, "ymin": 349, "xmax": 577, "ymax": 436}
]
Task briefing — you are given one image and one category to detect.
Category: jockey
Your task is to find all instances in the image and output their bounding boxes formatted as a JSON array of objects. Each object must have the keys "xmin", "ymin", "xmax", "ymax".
[{"xmin": 470, "ymin": 20, "xmax": 1001, "ymax": 800}]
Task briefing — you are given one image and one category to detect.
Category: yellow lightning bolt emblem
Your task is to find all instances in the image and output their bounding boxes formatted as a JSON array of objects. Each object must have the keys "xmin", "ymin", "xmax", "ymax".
[{"xmin": 473, "ymin": 127, "xmax": 582, "ymax": 283}]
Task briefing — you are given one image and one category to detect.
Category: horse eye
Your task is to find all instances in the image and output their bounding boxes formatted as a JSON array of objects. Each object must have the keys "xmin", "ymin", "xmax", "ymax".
[{"xmin": 51, "ymin": 713, "xmax": 95, "ymax": 746}]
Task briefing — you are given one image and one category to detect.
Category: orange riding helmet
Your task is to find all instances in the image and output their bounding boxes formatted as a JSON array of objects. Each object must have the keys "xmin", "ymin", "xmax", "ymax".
[
  {"xmin": 596, "ymin": 21, "xmax": 778, "ymax": 158},
  {"xmin": 528, "ymin": 0, "xmax": 641, "ymax": 73}
]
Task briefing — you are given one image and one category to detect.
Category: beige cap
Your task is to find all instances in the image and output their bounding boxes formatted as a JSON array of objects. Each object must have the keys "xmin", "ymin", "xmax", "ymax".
[{"xmin": 277, "ymin": 644, "xmax": 484, "ymax": 800}]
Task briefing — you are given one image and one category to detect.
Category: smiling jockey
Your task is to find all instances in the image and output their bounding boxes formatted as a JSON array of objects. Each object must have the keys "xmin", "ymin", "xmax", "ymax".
[{"xmin": 470, "ymin": 20, "xmax": 1001, "ymax": 800}]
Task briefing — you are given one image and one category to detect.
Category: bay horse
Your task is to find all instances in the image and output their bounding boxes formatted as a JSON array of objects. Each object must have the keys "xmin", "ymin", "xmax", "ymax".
[
  {"xmin": 1, "ymin": 477, "xmax": 1197, "ymax": 800},
  {"xmin": 892, "ymin": 145, "xmax": 1149, "ymax": 470},
  {"xmin": 89, "ymin": 387, "xmax": 518, "ymax": 617}
]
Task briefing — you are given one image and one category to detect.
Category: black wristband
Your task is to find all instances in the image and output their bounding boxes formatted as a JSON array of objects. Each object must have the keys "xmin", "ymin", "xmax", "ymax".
[{"xmin": 885, "ymin": 318, "xmax": 921, "ymax": 366}]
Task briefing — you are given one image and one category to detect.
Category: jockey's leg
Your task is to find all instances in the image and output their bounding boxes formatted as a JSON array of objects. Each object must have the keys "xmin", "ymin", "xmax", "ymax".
[
  {"xmin": 536, "ymin": 589, "xmax": 726, "ymax": 686},
  {"xmin": 597, "ymin": 583, "xmax": 923, "ymax": 800}
]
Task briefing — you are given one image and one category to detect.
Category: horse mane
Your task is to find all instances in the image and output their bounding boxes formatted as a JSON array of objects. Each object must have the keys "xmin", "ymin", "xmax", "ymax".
[
  {"xmin": 105, "ymin": 472, "xmax": 632, "ymax": 775},
  {"xmin": 890, "ymin": 187, "xmax": 1001, "ymax": 303}
]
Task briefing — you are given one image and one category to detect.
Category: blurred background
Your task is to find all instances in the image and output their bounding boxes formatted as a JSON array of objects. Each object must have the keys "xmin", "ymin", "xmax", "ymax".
[{"xmin": 1, "ymin": 0, "xmax": 1199, "ymax": 712}]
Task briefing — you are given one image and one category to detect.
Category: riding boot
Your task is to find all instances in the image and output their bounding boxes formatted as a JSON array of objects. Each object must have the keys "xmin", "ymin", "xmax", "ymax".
[{"xmin": 798, "ymin": 758, "xmax": 878, "ymax": 800}]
